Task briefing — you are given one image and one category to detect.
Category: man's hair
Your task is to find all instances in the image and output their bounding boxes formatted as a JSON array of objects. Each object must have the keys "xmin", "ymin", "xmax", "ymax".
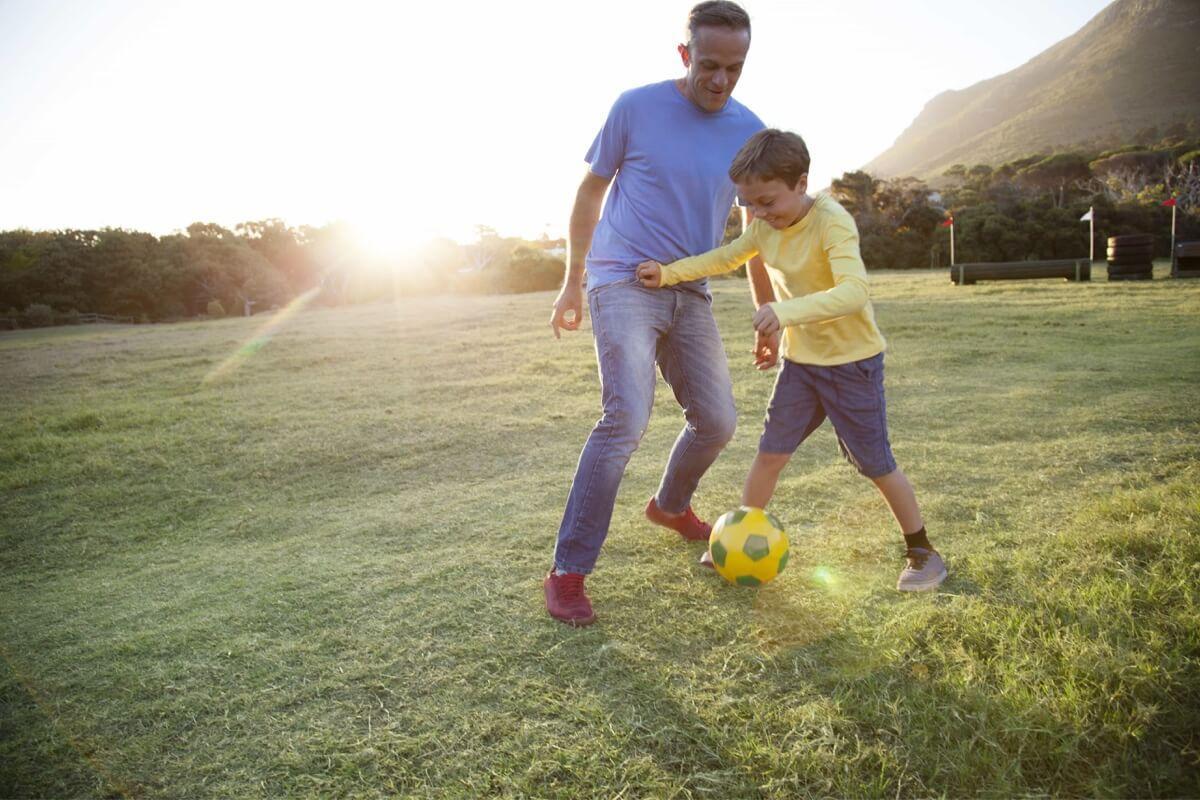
[
  {"xmin": 729, "ymin": 129, "xmax": 811, "ymax": 189},
  {"xmin": 686, "ymin": 1, "xmax": 751, "ymax": 43}
]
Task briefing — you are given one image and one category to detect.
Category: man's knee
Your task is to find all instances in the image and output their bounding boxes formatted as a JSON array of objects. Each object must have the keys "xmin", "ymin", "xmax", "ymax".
[
  {"xmin": 702, "ymin": 406, "xmax": 737, "ymax": 447},
  {"xmin": 597, "ymin": 405, "xmax": 652, "ymax": 448}
]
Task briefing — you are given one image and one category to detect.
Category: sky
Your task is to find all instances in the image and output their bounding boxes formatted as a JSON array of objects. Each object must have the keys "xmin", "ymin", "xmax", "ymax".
[{"xmin": 0, "ymin": 0, "xmax": 1112, "ymax": 247}]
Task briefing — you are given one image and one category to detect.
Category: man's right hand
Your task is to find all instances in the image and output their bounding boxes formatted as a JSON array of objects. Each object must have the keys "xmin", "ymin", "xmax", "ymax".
[{"xmin": 550, "ymin": 281, "xmax": 584, "ymax": 339}]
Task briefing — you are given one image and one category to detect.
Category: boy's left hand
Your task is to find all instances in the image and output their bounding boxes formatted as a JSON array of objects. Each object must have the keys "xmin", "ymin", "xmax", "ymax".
[{"xmin": 752, "ymin": 304, "xmax": 781, "ymax": 336}]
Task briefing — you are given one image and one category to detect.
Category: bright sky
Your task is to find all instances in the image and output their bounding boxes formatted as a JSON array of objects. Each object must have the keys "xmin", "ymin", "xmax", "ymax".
[{"xmin": 0, "ymin": 0, "xmax": 1111, "ymax": 246}]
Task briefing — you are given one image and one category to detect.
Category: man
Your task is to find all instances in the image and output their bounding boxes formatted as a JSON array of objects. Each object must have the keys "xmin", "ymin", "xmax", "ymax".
[{"xmin": 545, "ymin": 1, "xmax": 778, "ymax": 626}]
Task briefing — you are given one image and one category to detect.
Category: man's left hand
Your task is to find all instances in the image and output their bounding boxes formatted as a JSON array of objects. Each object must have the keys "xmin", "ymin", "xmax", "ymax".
[{"xmin": 752, "ymin": 304, "xmax": 781, "ymax": 337}]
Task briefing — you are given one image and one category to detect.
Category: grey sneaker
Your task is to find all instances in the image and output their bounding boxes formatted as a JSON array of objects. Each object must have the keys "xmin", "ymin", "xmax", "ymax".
[{"xmin": 897, "ymin": 547, "xmax": 947, "ymax": 592}]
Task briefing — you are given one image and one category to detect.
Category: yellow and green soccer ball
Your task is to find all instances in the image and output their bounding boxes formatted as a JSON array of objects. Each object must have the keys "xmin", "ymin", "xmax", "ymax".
[{"xmin": 709, "ymin": 506, "xmax": 789, "ymax": 586}]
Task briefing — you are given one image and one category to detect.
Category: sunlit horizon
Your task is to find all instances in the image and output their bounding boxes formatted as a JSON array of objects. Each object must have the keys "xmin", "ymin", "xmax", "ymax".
[{"xmin": 1, "ymin": 0, "xmax": 1112, "ymax": 243}]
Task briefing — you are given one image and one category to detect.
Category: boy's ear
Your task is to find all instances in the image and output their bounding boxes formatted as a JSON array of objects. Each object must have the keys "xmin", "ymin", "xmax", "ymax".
[
  {"xmin": 677, "ymin": 43, "xmax": 691, "ymax": 68},
  {"xmin": 797, "ymin": 173, "xmax": 809, "ymax": 193}
]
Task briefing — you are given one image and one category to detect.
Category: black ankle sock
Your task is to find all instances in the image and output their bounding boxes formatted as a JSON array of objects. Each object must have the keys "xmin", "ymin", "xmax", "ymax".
[{"xmin": 903, "ymin": 527, "xmax": 932, "ymax": 551}]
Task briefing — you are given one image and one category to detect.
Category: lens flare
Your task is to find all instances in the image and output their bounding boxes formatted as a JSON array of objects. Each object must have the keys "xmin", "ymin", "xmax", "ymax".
[
  {"xmin": 202, "ymin": 287, "xmax": 321, "ymax": 384},
  {"xmin": 811, "ymin": 565, "xmax": 837, "ymax": 588}
]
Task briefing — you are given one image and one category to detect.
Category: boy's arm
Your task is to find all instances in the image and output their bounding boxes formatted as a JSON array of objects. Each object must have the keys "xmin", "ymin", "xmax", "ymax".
[
  {"xmin": 659, "ymin": 224, "xmax": 760, "ymax": 286},
  {"xmin": 768, "ymin": 215, "xmax": 869, "ymax": 327}
]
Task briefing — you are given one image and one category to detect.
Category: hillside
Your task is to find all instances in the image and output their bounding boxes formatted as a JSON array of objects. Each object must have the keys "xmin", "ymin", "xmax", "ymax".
[{"xmin": 864, "ymin": 0, "xmax": 1200, "ymax": 179}]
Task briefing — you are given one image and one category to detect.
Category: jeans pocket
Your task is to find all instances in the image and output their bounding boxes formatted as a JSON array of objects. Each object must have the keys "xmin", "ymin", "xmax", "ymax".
[{"xmin": 589, "ymin": 276, "xmax": 641, "ymax": 314}]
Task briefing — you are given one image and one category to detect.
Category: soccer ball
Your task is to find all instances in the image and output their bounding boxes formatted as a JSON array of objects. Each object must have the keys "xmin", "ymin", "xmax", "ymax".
[{"xmin": 709, "ymin": 506, "xmax": 789, "ymax": 586}]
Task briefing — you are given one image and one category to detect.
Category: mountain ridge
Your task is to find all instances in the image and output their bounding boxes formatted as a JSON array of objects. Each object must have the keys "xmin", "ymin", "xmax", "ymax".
[{"xmin": 864, "ymin": 0, "xmax": 1200, "ymax": 179}]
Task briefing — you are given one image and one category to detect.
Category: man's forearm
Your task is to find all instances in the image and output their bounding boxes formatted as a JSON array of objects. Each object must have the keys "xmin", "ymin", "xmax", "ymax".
[
  {"xmin": 565, "ymin": 179, "xmax": 606, "ymax": 288},
  {"xmin": 746, "ymin": 256, "xmax": 775, "ymax": 308},
  {"xmin": 742, "ymin": 209, "xmax": 776, "ymax": 308}
]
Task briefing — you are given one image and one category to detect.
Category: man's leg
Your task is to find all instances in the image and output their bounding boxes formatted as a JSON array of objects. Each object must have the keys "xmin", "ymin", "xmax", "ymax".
[
  {"xmin": 552, "ymin": 281, "xmax": 669, "ymax": 575},
  {"xmin": 652, "ymin": 287, "xmax": 738, "ymax": 515}
]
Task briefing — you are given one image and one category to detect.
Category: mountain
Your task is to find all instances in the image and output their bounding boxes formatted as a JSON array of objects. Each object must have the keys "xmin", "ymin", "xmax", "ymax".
[{"xmin": 863, "ymin": 0, "xmax": 1200, "ymax": 180}]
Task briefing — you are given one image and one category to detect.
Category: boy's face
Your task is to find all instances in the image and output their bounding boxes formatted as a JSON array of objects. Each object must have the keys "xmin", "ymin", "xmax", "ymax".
[
  {"xmin": 677, "ymin": 25, "xmax": 750, "ymax": 113},
  {"xmin": 738, "ymin": 175, "xmax": 810, "ymax": 229}
]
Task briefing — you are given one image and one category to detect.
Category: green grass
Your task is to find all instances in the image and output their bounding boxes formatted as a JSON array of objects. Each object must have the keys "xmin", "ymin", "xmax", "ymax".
[{"xmin": 2, "ymin": 264, "xmax": 1199, "ymax": 798}]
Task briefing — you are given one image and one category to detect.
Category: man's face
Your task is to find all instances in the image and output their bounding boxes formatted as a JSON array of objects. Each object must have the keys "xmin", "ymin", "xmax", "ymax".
[
  {"xmin": 738, "ymin": 175, "xmax": 810, "ymax": 229},
  {"xmin": 677, "ymin": 25, "xmax": 750, "ymax": 113}
]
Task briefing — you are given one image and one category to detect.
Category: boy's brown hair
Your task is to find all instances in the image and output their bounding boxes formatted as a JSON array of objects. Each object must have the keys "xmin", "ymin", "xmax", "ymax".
[{"xmin": 728, "ymin": 129, "xmax": 810, "ymax": 189}]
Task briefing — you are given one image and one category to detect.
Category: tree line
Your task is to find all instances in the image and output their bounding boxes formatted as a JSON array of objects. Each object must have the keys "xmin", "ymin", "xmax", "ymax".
[
  {"xmin": 826, "ymin": 134, "xmax": 1200, "ymax": 269},
  {"xmin": 3, "ymin": 133, "xmax": 1198, "ymax": 327},
  {"xmin": 0, "ymin": 220, "xmax": 567, "ymax": 327}
]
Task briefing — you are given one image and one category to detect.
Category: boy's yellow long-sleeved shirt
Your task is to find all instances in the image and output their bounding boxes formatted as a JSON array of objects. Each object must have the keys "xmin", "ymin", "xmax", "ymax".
[{"xmin": 659, "ymin": 192, "xmax": 886, "ymax": 366}]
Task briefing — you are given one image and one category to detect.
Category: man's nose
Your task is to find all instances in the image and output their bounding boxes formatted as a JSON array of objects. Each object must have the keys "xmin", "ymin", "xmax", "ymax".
[{"xmin": 711, "ymin": 70, "xmax": 729, "ymax": 89}]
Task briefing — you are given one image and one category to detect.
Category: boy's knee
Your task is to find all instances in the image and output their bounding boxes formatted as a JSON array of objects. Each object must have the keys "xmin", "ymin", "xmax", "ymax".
[{"xmin": 756, "ymin": 451, "xmax": 792, "ymax": 472}]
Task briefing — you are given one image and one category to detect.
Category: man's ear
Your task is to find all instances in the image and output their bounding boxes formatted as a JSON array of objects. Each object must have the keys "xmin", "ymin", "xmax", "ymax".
[
  {"xmin": 797, "ymin": 173, "xmax": 809, "ymax": 194},
  {"xmin": 677, "ymin": 43, "xmax": 691, "ymax": 68}
]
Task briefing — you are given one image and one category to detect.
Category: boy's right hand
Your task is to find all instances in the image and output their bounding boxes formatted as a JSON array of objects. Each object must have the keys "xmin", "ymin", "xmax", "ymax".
[
  {"xmin": 636, "ymin": 260, "xmax": 663, "ymax": 288},
  {"xmin": 753, "ymin": 330, "xmax": 779, "ymax": 371}
]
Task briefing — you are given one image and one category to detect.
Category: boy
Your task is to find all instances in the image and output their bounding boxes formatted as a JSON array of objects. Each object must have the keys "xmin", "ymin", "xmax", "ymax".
[{"xmin": 636, "ymin": 129, "xmax": 946, "ymax": 591}]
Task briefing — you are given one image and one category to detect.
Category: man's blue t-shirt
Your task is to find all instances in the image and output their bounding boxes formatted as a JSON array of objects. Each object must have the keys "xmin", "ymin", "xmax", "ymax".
[{"xmin": 584, "ymin": 80, "xmax": 764, "ymax": 289}]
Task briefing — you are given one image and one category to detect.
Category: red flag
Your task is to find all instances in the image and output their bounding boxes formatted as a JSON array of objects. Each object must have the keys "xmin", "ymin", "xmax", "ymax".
[
  {"xmin": 940, "ymin": 216, "xmax": 954, "ymax": 227},
  {"xmin": 1162, "ymin": 197, "xmax": 1177, "ymax": 207}
]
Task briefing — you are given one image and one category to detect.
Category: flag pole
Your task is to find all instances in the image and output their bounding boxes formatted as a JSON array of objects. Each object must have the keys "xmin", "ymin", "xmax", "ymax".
[
  {"xmin": 1089, "ymin": 206, "xmax": 1094, "ymax": 263},
  {"xmin": 1171, "ymin": 202, "xmax": 1177, "ymax": 261},
  {"xmin": 950, "ymin": 219, "xmax": 955, "ymax": 265}
]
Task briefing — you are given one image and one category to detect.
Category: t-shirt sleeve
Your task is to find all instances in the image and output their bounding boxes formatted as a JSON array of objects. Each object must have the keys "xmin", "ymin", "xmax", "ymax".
[
  {"xmin": 584, "ymin": 94, "xmax": 629, "ymax": 179},
  {"xmin": 660, "ymin": 222, "xmax": 760, "ymax": 285},
  {"xmin": 770, "ymin": 212, "xmax": 870, "ymax": 327}
]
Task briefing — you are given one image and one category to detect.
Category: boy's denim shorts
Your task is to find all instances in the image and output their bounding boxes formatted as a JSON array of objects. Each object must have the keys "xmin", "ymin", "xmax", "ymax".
[{"xmin": 759, "ymin": 352, "xmax": 897, "ymax": 479}]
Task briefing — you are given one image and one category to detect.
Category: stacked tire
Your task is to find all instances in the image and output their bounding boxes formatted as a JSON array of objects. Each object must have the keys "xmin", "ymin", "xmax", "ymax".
[
  {"xmin": 1173, "ymin": 241, "xmax": 1200, "ymax": 278},
  {"xmin": 1107, "ymin": 235, "xmax": 1154, "ymax": 281}
]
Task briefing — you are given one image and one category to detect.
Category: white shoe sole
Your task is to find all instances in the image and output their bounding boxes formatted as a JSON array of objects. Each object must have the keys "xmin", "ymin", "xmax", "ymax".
[{"xmin": 897, "ymin": 568, "xmax": 948, "ymax": 592}]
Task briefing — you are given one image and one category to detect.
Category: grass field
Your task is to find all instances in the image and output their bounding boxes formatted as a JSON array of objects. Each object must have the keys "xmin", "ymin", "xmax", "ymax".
[{"xmin": 2, "ymin": 265, "xmax": 1199, "ymax": 798}]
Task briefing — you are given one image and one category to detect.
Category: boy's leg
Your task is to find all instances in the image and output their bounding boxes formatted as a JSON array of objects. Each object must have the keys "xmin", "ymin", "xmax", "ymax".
[
  {"xmin": 553, "ymin": 281, "xmax": 670, "ymax": 576},
  {"xmin": 651, "ymin": 287, "xmax": 738, "ymax": 515},
  {"xmin": 700, "ymin": 361, "xmax": 825, "ymax": 568},
  {"xmin": 741, "ymin": 452, "xmax": 792, "ymax": 509},
  {"xmin": 870, "ymin": 468, "xmax": 924, "ymax": 535},
  {"xmin": 818, "ymin": 353, "xmax": 946, "ymax": 591}
]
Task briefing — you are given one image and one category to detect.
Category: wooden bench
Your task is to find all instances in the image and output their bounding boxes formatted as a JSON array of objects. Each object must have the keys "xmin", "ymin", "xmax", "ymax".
[
  {"xmin": 950, "ymin": 259, "xmax": 1091, "ymax": 285},
  {"xmin": 1173, "ymin": 241, "xmax": 1200, "ymax": 279}
]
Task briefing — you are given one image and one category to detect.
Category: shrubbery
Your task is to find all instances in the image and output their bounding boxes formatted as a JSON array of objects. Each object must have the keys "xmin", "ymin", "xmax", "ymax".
[{"xmin": 3, "ymin": 131, "xmax": 1196, "ymax": 327}]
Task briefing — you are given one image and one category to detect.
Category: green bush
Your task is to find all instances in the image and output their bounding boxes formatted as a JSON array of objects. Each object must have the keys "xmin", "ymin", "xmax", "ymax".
[
  {"xmin": 25, "ymin": 303, "xmax": 53, "ymax": 327},
  {"xmin": 206, "ymin": 299, "xmax": 226, "ymax": 317}
]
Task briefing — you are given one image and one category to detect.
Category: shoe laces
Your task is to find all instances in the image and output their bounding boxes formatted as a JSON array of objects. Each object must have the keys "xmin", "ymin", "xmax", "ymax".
[
  {"xmin": 557, "ymin": 572, "xmax": 586, "ymax": 603},
  {"xmin": 904, "ymin": 548, "xmax": 930, "ymax": 570},
  {"xmin": 683, "ymin": 507, "xmax": 704, "ymax": 528}
]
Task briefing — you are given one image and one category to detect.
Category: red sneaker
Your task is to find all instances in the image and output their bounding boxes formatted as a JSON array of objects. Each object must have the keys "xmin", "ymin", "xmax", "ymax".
[
  {"xmin": 544, "ymin": 570, "xmax": 595, "ymax": 626},
  {"xmin": 645, "ymin": 497, "xmax": 711, "ymax": 542}
]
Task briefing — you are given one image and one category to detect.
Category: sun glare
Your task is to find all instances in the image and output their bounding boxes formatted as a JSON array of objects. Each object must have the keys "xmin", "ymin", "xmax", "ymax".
[{"xmin": 351, "ymin": 218, "xmax": 427, "ymax": 262}]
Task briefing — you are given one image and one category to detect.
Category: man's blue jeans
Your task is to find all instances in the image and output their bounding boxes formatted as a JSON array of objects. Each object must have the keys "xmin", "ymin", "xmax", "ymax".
[{"xmin": 553, "ymin": 278, "xmax": 737, "ymax": 575}]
